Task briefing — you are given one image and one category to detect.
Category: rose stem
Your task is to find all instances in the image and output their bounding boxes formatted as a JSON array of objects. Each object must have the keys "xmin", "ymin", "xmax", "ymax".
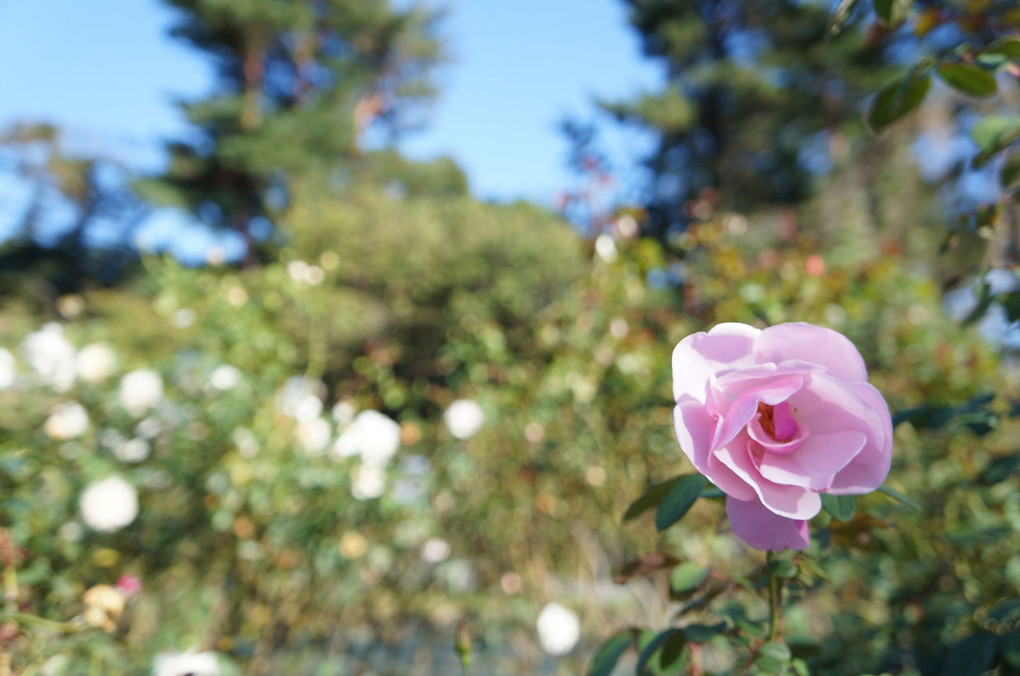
[{"xmin": 765, "ymin": 550, "xmax": 782, "ymax": 642}]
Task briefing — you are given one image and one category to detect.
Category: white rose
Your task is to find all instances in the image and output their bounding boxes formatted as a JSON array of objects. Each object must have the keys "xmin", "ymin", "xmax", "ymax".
[
  {"xmin": 44, "ymin": 402, "xmax": 89, "ymax": 440},
  {"xmin": 76, "ymin": 343, "xmax": 117, "ymax": 383},
  {"xmin": 79, "ymin": 476, "xmax": 138, "ymax": 532},
  {"xmin": 22, "ymin": 323, "xmax": 76, "ymax": 392},
  {"xmin": 119, "ymin": 370, "xmax": 163, "ymax": 416},
  {"xmin": 536, "ymin": 602, "xmax": 581, "ymax": 656},
  {"xmin": 444, "ymin": 399, "xmax": 485, "ymax": 440}
]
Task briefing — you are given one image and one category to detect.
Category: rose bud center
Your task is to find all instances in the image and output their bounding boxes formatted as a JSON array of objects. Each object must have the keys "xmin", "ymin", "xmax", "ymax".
[{"xmin": 749, "ymin": 400, "xmax": 806, "ymax": 455}]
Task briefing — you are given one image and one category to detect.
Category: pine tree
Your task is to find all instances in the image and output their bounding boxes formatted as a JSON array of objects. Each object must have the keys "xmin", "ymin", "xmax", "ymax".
[
  {"xmin": 607, "ymin": 0, "xmax": 894, "ymax": 240},
  {"xmin": 144, "ymin": 0, "xmax": 445, "ymax": 264}
]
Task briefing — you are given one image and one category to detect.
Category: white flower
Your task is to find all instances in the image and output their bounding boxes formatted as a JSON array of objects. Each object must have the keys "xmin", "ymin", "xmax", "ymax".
[
  {"xmin": 421, "ymin": 538, "xmax": 451, "ymax": 563},
  {"xmin": 331, "ymin": 399, "xmax": 357, "ymax": 424},
  {"xmin": 536, "ymin": 602, "xmax": 581, "ymax": 656},
  {"xmin": 76, "ymin": 343, "xmax": 117, "ymax": 384},
  {"xmin": 444, "ymin": 399, "xmax": 484, "ymax": 440},
  {"xmin": 152, "ymin": 651, "xmax": 220, "ymax": 676},
  {"xmin": 22, "ymin": 323, "xmax": 76, "ymax": 392},
  {"xmin": 79, "ymin": 476, "xmax": 138, "ymax": 532},
  {"xmin": 351, "ymin": 464, "xmax": 386, "ymax": 500},
  {"xmin": 44, "ymin": 402, "xmax": 89, "ymax": 440},
  {"xmin": 296, "ymin": 417, "xmax": 332, "ymax": 456},
  {"xmin": 330, "ymin": 410, "xmax": 400, "ymax": 467},
  {"xmin": 276, "ymin": 376, "xmax": 325, "ymax": 420},
  {"xmin": 594, "ymin": 234, "xmax": 617, "ymax": 263},
  {"xmin": 0, "ymin": 348, "xmax": 15, "ymax": 389},
  {"xmin": 114, "ymin": 438, "xmax": 150, "ymax": 463},
  {"xmin": 119, "ymin": 370, "xmax": 163, "ymax": 416},
  {"xmin": 209, "ymin": 365, "xmax": 241, "ymax": 391}
]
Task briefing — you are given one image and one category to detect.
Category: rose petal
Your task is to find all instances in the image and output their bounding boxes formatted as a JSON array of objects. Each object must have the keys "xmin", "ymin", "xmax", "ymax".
[
  {"xmin": 726, "ymin": 494, "xmax": 810, "ymax": 551},
  {"xmin": 786, "ymin": 373, "xmax": 885, "ymax": 444},
  {"xmin": 674, "ymin": 402, "xmax": 755, "ymax": 500},
  {"xmin": 672, "ymin": 323, "xmax": 761, "ymax": 403},
  {"xmin": 829, "ymin": 383, "xmax": 893, "ymax": 494},
  {"xmin": 715, "ymin": 439, "xmax": 822, "ymax": 519},
  {"xmin": 711, "ymin": 375, "xmax": 804, "ymax": 450},
  {"xmin": 754, "ymin": 323, "xmax": 868, "ymax": 383},
  {"xmin": 755, "ymin": 430, "xmax": 866, "ymax": 491}
]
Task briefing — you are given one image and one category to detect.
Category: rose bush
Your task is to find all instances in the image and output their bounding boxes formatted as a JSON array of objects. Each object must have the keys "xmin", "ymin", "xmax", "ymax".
[{"xmin": 672, "ymin": 322, "xmax": 893, "ymax": 550}]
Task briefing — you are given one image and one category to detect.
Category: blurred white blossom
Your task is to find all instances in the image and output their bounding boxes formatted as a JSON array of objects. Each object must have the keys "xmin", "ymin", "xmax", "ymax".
[
  {"xmin": 351, "ymin": 464, "xmax": 386, "ymax": 500},
  {"xmin": 331, "ymin": 399, "xmax": 357, "ymax": 424},
  {"xmin": 80, "ymin": 476, "xmax": 138, "ymax": 532},
  {"xmin": 152, "ymin": 651, "xmax": 221, "ymax": 676},
  {"xmin": 44, "ymin": 402, "xmax": 89, "ymax": 440},
  {"xmin": 594, "ymin": 234, "xmax": 617, "ymax": 263},
  {"xmin": 0, "ymin": 348, "xmax": 16, "ymax": 389},
  {"xmin": 209, "ymin": 364, "xmax": 241, "ymax": 390},
  {"xmin": 421, "ymin": 538, "xmax": 451, "ymax": 563},
  {"xmin": 22, "ymin": 323, "xmax": 76, "ymax": 392},
  {"xmin": 119, "ymin": 369, "xmax": 164, "ymax": 416},
  {"xmin": 296, "ymin": 417, "xmax": 332, "ymax": 456},
  {"xmin": 536, "ymin": 602, "xmax": 580, "ymax": 656},
  {"xmin": 76, "ymin": 343, "xmax": 117, "ymax": 383},
  {"xmin": 331, "ymin": 410, "xmax": 400, "ymax": 467},
  {"xmin": 444, "ymin": 399, "xmax": 485, "ymax": 440},
  {"xmin": 277, "ymin": 376, "xmax": 325, "ymax": 420},
  {"xmin": 114, "ymin": 438, "xmax": 151, "ymax": 463}
]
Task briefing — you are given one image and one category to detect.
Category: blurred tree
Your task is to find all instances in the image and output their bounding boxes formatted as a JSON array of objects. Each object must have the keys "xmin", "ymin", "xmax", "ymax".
[
  {"xmin": 0, "ymin": 123, "xmax": 146, "ymax": 298},
  {"xmin": 605, "ymin": 0, "xmax": 894, "ymax": 240},
  {"xmin": 140, "ymin": 0, "xmax": 446, "ymax": 265}
]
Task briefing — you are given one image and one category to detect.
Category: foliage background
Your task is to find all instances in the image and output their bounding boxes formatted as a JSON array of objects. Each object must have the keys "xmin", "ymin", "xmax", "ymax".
[{"xmin": 1, "ymin": 0, "xmax": 1020, "ymax": 674}]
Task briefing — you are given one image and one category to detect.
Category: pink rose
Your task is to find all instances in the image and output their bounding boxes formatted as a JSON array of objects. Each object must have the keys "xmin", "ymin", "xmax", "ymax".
[{"xmin": 671, "ymin": 322, "xmax": 893, "ymax": 551}]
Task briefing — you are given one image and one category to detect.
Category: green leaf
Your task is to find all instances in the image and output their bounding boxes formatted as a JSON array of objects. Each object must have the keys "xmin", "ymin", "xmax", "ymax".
[
  {"xmin": 877, "ymin": 484, "xmax": 922, "ymax": 511},
  {"xmin": 767, "ymin": 559, "xmax": 799, "ymax": 580},
  {"xmin": 868, "ymin": 74, "xmax": 931, "ymax": 132},
  {"xmin": 681, "ymin": 622, "xmax": 727, "ymax": 643},
  {"xmin": 981, "ymin": 36, "xmax": 1020, "ymax": 62},
  {"xmin": 820, "ymin": 494, "xmax": 856, "ymax": 521},
  {"xmin": 873, "ymin": 0, "xmax": 912, "ymax": 25},
  {"xmin": 980, "ymin": 453, "xmax": 1020, "ymax": 485},
  {"xmin": 589, "ymin": 631, "xmax": 633, "ymax": 676},
  {"xmin": 623, "ymin": 476, "xmax": 684, "ymax": 522},
  {"xmin": 655, "ymin": 474, "xmax": 708, "ymax": 531},
  {"xmin": 941, "ymin": 632, "xmax": 997, "ymax": 676},
  {"xmin": 698, "ymin": 486, "xmax": 725, "ymax": 499},
  {"xmin": 1000, "ymin": 630, "xmax": 1020, "ymax": 668},
  {"xmin": 658, "ymin": 631, "xmax": 689, "ymax": 671},
  {"xmin": 1001, "ymin": 154, "xmax": 1020, "ymax": 187},
  {"xmin": 937, "ymin": 63, "xmax": 998, "ymax": 97},
  {"xmin": 636, "ymin": 628, "xmax": 682, "ymax": 675},
  {"xmin": 760, "ymin": 641, "xmax": 793, "ymax": 661},
  {"xmin": 971, "ymin": 115, "xmax": 1020, "ymax": 165},
  {"xmin": 670, "ymin": 563, "xmax": 710, "ymax": 597}
]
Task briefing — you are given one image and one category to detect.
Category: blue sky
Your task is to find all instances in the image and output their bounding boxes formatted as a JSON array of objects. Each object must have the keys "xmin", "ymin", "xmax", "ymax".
[{"xmin": 0, "ymin": 0, "xmax": 660, "ymax": 224}]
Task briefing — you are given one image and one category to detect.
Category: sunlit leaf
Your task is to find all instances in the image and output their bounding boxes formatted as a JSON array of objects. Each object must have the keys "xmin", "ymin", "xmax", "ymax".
[
  {"xmin": 971, "ymin": 115, "xmax": 1020, "ymax": 166},
  {"xmin": 670, "ymin": 563, "xmax": 710, "ymax": 598}
]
